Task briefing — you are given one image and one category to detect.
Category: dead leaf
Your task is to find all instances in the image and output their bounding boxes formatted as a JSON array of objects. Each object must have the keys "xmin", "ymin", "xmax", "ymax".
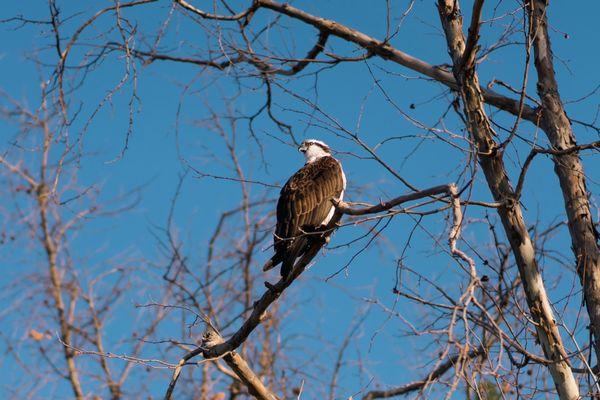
[{"xmin": 29, "ymin": 329, "xmax": 46, "ymax": 342}]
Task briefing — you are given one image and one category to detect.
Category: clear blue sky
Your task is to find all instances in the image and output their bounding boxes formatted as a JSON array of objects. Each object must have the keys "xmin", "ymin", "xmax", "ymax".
[{"xmin": 1, "ymin": 1, "xmax": 599, "ymax": 398}]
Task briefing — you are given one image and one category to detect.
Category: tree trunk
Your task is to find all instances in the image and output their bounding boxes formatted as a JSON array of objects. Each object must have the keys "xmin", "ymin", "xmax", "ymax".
[
  {"xmin": 530, "ymin": 0, "xmax": 600, "ymax": 364},
  {"xmin": 436, "ymin": 1, "xmax": 579, "ymax": 398}
]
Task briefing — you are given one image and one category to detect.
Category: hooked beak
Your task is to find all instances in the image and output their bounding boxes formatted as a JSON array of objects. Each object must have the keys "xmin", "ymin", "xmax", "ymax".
[{"xmin": 298, "ymin": 145, "xmax": 306, "ymax": 153}]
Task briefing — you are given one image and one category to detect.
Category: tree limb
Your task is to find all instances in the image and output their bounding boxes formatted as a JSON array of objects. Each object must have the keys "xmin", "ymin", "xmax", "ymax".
[
  {"xmin": 255, "ymin": 0, "xmax": 538, "ymax": 122},
  {"xmin": 164, "ymin": 183, "xmax": 468, "ymax": 399},
  {"xmin": 530, "ymin": 0, "xmax": 600, "ymax": 366},
  {"xmin": 436, "ymin": 1, "xmax": 579, "ymax": 398},
  {"xmin": 362, "ymin": 345, "xmax": 487, "ymax": 400}
]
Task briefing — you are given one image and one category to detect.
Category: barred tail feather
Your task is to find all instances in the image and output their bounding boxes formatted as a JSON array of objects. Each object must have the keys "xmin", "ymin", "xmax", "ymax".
[{"xmin": 262, "ymin": 252, "xmax": 282, "ymax": 272}]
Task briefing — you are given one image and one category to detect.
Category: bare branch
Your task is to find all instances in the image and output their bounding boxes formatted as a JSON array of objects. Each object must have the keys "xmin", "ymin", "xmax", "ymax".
[
  {"xmin": 174, "ymin": 0, "xmax": 258, "ymax": 21},
  {"xmin": 362, "ymin": 345, "xmax": 487, "ymax": 400},
  {"xmin": 436, "ymin": 0, "xmax": 579, "ymax": 397},
  {"xmin": 255, "ymin": 0, "xmax": 539, "ymax": 122}
]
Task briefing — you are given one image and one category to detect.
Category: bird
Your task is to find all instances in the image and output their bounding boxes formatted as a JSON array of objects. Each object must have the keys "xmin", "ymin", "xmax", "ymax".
[{"xmin": 263, "ymin": 139, "xmax": 346, "ymax": 279}]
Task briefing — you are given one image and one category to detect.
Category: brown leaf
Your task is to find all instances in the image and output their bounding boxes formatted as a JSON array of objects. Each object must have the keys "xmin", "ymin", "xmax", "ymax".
[{"xmin": 28, "ymin": 329, "xmax": 46, "ymax": 342}]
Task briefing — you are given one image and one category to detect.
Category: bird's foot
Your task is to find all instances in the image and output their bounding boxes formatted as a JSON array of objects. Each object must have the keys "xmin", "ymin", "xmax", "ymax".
[{"xmin": 264, "ymin": 281, "xmax": 278, "ymax": 292}]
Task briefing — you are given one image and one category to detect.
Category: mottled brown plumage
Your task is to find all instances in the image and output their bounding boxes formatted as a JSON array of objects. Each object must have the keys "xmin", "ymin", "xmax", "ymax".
[{"xmin": 267, "ymin": 155, "xmax": 345, "ymax": 278}]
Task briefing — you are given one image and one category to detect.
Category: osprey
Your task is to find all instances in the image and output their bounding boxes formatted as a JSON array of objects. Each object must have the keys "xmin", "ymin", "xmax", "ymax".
[{"xmin": 263, "ymin": 139, "xmax": 346, "ymax": 278}]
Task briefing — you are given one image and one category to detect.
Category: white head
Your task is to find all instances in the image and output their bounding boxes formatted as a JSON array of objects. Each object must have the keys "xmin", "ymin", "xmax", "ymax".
[{"xmin": 298, "ymin": 139, "xmax": 332, "ymax": 163}]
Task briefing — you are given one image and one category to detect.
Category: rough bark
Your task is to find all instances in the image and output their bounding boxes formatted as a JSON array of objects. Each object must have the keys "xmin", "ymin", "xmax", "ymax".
[
  {"xmin": 530, "ymin": 0, "xmax": 600, "ymax": 363},
  {"xmin": 165, "ymin": 330, "xmax": 279, "ymax": 400},
  {"xmin": 223, "ymin": 352, "xmax": 278, "ymax": 400},
  {"xmin": 436, "ymin": 1, "xmax": 579, "ymax": 398}
]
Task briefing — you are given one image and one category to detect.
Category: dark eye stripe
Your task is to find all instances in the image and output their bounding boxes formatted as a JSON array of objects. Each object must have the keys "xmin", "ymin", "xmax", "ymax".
[{"xmin": 302, "ymin": 140, "xmax": 330, "ymax": 153}]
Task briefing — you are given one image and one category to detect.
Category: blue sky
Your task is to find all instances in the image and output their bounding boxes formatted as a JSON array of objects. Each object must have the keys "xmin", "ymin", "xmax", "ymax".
[{"xmin": 1, "ymin": 1, "xmax": 599, "ymax": 398}]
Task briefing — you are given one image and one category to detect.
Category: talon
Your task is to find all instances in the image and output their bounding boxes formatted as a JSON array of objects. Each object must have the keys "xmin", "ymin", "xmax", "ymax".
[{"xmin": 264, "ymin": 281, "xmax": 277, "ymax": 292}]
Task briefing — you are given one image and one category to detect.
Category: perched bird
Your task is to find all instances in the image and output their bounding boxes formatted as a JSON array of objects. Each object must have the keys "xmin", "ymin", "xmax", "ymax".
[{"xmin": 263, "ymin": 139, "xmax": 346, "ymax": 278}]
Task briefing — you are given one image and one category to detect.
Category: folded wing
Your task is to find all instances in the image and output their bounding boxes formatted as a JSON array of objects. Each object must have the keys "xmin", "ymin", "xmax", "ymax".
[{"xmin": 272, "ymin": 156, "xmax": 344, "ymax": 277}]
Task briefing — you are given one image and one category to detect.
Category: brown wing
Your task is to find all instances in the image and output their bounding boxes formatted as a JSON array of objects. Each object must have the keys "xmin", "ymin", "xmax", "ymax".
[{"xmin": 274, "ymin": 156, "xmax": 344, "ymax": 256}]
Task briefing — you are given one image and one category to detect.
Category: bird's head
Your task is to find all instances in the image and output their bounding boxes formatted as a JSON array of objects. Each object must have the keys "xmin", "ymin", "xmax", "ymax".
[{"xmin": 298, "ymin": 139, "xmax": 331, "ymax": 163}]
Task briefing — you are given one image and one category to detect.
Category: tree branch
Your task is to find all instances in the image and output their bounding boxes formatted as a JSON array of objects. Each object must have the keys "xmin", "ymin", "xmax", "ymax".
[
  {"xmin": 515, "ymin": 140, "xmax": 600, "ymax": 201},
  {"xmin": 255, "ymin": 0, "xmax": 538, "ymax": 122},
  {"xmin": 362, "ymin": 345, "xmax": 486, "ymax": 399},
  {"xmin": 436, "ymin": 1, "xmax": 579, "ymax": 398},
  {"xmin": 174, "ymin": 0, "xmax": 258, "ymax": 21},
  {"xmin": 203, "ymin": 329, "xmax": 279, "ymax": 400},
  {"xmin": 164, "ymin": 182, "xmax": 468, "ymax": 399},
  {"xmin": 530, "ymin": 0, "xmax": 600, "ymax": 366}
]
